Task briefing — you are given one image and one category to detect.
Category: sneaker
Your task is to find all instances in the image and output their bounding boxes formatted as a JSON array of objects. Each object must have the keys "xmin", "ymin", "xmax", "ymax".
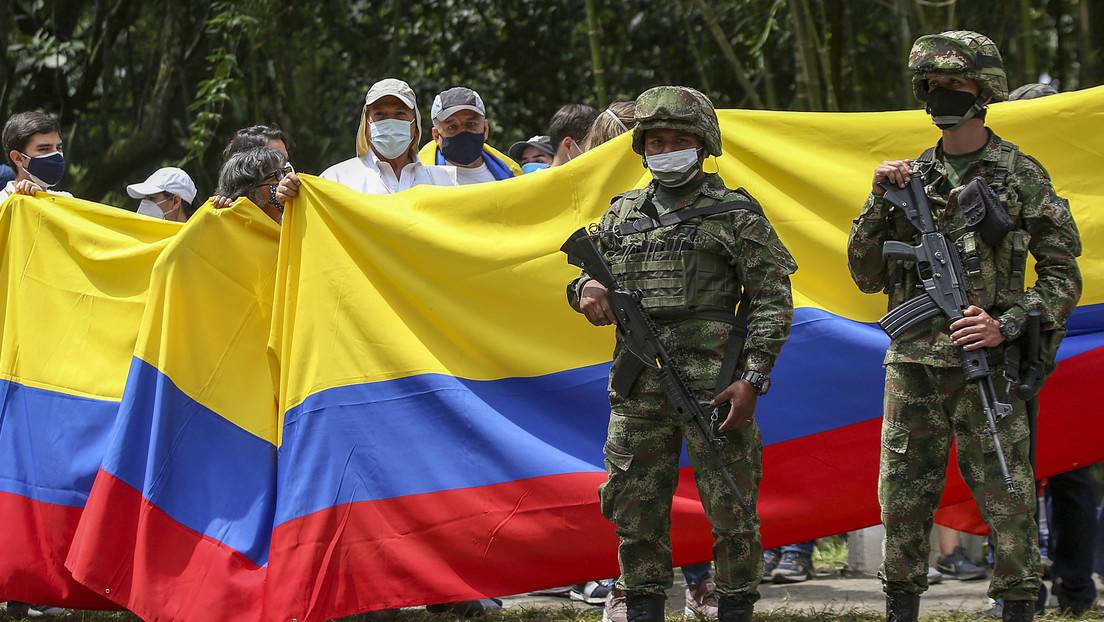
[
  {"xmin": 529, "ymin": 584, "xmax": 574, "ymax": 596},
  {"xmin": 927, "ymin": 565, "xmax": 943, "ymax": 585},
  {"xmin": 26, "ymin": 605, "xmax": 67, "ymax": 617},
  {"xmin": 762, "ymin": 549, "xmax": 781, "ymax": 581},
  {"xmin": 771, "ymin": 551, "xmax": 812, "ymax": 583},
  {"xmin": 684, "ymin": 578, "xmax": 719, "ymax": 619},
  {"xmin": 935, "ymin": 546, "xmax": 987, "ymax": 581},
  {"xmin": 602, "ymin": 587, "xmax": 627, "ymax": 622},
  {"xmin": 425, "ymin": 599, "xmax": 502, "ymax": 618},
  {"xmin": 571, "ymin": 579, "xmax": 614, "ymax": 605}
]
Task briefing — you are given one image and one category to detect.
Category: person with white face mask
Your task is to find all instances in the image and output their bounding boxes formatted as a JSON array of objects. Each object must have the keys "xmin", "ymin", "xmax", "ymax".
[
  {"xmin": 126, "ymin": 167, "xmax": 197, "ymax": 222},
  {"xmin": 567, "ymin": 86, "xmax": 797, "ymax": 622},
  {"xmin": 321, "ymin": 78, "xmax": 457, "ymax": 194},
  {"xmin": 1, "ymin": 111, "xmax": 73, "ymax": 203}
]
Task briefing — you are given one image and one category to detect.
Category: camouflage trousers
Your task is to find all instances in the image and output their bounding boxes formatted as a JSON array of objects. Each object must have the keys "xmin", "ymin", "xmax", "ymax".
[
  {"xmin": 879, "ymin": 362, "xmax": 1039, "ymax": 601},
  {"xmin": 600, "ymin": 389, "xmax": 762, "ymax": 602}
]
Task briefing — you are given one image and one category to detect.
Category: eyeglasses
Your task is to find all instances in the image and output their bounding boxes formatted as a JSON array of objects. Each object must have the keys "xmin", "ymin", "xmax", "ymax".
[{"xmin": 259, "ymin": 163, "xmax": 295, "ymax": 184}]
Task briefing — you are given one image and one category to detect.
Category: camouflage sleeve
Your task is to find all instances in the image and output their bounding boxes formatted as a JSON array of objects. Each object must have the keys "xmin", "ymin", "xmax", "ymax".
[
  {"xmin": 730, "ymin": 211, "xmax": 797, "ymax": 375},
  {"xmin": 847, "ymin": 194, "xmax": 894, "ymax": 294},
  {"xmin": 997, "ymin": 177, "xmax": 1082, "ymax": 338}
]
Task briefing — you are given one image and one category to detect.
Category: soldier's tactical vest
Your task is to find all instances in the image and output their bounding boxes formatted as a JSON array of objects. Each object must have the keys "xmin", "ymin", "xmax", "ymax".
[
  {"xmin": 608, "ymin": 190, "xmax": 762, "ymax": 323},
  {"xmin": 888, "ymin": 140, "xmax": 1030, "ymax": 313}
]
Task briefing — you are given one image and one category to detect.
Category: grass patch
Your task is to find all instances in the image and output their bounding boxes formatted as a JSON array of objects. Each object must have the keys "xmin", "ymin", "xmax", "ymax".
[{"xmin": 811, "ymin": 535, "xmax": 849, "ymax": 573}]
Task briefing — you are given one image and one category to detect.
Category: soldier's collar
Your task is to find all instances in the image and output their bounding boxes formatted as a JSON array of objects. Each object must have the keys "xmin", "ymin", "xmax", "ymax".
[{"xmin": 934, "ymin": 129, "xmax": 1001, "ymax": 163}]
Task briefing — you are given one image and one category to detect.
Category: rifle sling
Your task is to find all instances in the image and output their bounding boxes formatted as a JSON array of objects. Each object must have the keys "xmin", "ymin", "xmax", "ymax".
[
  {"xmin": 615, "ymin": 192, "xmax": 762, "ymax": 237},
  {"xmin": 713, "ymin": 292, "xmax": 752, "ymax": 397}
]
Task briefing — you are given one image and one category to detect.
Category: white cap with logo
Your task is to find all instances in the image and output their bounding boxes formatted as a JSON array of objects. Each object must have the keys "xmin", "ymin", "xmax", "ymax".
[{"xmin": 126, "ymin": 167, "xmax": 197, "ymax": 203}]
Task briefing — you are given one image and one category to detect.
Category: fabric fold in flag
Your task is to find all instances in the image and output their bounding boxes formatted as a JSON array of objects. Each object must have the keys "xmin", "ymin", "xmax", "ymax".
[
  {"xmin": 0, "ymin": 194, "xmax": 179, "ymax": 607},
  {"xmin": 66, "ymin": 199, "xmax": 281, "ymax": 622},
  {"xmin": 267, "ymin": 87, "xmax": 1103, "ymax": 620}
]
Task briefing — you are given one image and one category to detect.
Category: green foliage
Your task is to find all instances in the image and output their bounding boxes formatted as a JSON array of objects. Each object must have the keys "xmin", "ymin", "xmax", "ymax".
[{"xmin": 1, "ymin": 0, "xmax": 1101, "ymax": 205}]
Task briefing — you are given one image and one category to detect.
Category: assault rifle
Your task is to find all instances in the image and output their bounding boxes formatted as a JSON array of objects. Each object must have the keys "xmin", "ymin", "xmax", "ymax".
[
  {"xmin": 561, "ymin": 227, "xmax": 754, "ymax": 514},
  {"xmin": 876, "ymin": 177, "xmax": 1017, "ymax": 493}
]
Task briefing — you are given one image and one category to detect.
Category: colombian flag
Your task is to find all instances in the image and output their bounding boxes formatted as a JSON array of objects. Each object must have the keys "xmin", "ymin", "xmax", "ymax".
[
  {"xmin": 3, "ymin": 90, "xmax": 1100, "ymax": 622},
  {"xmin": 66, "ymin": 200, "xmax": 281, "ymax": 621},
  {"xmin": 260, "ymin": 88, "xmax": 1103, "ymax": 620},
  {"xmin": 0, "ymin": 194, "xmax": 178, "ymax": 606}
]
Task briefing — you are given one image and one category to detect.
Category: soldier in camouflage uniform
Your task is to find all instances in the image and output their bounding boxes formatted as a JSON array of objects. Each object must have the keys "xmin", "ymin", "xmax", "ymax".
[
  {"xmin": 567, "ymin": 85, "xmax": 796, "ymax": 622},
  {"xmin": 847, "ymin": 31, "xmax": 1082, "ymax": 622}
]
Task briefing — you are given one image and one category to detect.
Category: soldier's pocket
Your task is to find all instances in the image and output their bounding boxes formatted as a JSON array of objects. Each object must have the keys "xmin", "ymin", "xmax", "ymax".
[
  {"xmin": 881, "ymin": 420, "xmax": 910, "ymax": 455},
  {"xmin": 604, "ymin": 440, "xmax": 635, "ymax": 472},
  {"xmin": 599, "ymin": 440, "xmax": 636, "ymax": 521}
]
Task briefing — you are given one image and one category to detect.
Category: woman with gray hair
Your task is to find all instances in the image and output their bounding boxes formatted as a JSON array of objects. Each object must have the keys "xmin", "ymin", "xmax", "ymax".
[{"xmin": 216, "ymin": 146, "xmax": 290, "ymax": 223}]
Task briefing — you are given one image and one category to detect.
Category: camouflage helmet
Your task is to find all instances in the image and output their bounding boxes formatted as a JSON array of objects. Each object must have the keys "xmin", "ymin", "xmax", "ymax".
[
  {"xmin": 632, "ymin": 86, "xmax": 722, "ymax": 157},
  {"xmin": 1008, "ymin": 82, "xmax": 1058, "ymax": 101},
  {"xmin": 908, "ymin": 31, "xmax": 1008, "ymax": 103}
]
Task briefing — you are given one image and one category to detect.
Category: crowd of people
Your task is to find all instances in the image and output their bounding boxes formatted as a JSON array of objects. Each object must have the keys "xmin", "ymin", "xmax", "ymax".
[{"xmin": 1, "ymin": 27, "xmax": 1102, "ymax": 622}]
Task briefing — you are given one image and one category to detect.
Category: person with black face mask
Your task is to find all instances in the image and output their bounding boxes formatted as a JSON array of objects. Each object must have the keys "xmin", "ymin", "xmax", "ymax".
[
  {"xmin": 423, "ymin": 87, "xmax": 519, "ymax": 184},
  {"xmin": 847, "ymin": 31, "xmax": 1083, "ymax": 622},
  {"xmin": 1, "ymin": 111, "xmax": 73, "ymax": 204}
]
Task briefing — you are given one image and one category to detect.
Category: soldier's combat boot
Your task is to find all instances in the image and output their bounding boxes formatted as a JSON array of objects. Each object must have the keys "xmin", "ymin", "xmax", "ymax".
[
  {"xmin": 625, "ymin": 594, "xmax": 664, "ymax": 622},
  {"xmin": 885, "ymin": 592, "xmax": 920, "ymax": 622},
  {"xmin": 1001, "ymin": 600, "xmax": 1034, "ymax": 622},
  {"xmin": 718, "ymin": 596, "xmax": 753, "ymax": 622}
]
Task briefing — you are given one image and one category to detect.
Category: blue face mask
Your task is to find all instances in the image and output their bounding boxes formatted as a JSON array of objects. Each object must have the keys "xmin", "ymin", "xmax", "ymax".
[
  {"xmin": 369, "ymin": 119, "xmax": 413, "ymax": 160},
  {"xmin": 21, "ymin": 151, "xmax": 66, "ymax": 187},
  {"xmin": 521, "ymin": 162, "xmax": 550, "ymax": 174}
]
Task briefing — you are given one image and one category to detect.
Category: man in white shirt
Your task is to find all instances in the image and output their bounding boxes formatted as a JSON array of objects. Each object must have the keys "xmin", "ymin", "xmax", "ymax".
[
  {"xmin": 1, "ymin": 111, "xmax": 73, "ymax": 204},
  {"xmin": 427, "ymin": 87, "xmax": 517, "ymax": 185},
  {"xmin": 321, "ymin": 79, "xmax": 457, "ymax": 194}
]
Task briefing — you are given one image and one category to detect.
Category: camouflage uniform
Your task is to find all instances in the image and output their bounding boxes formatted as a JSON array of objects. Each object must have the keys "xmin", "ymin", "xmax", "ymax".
[
  {"xmin": 567, "ymin": 86, "xmax": 796, "ymax": 605},
  {"xmin": 847, "ymin": 32, "xmax": 1082, "ymax": 604}
]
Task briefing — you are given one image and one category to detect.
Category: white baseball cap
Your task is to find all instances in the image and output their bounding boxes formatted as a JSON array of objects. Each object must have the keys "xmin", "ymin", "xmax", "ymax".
[{"xmin": 126, "ymin": 167, "xmax": 197, "ymax": 203}]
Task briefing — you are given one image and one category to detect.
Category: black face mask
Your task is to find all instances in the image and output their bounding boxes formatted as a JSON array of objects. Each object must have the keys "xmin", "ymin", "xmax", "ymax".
[
  {"xmin": 925, "ymin": 87, "xmax": 984, "ymax": 130},
  {"xmin": 440, "ymin": 131, "xmax": 485, "ymax": 166}
]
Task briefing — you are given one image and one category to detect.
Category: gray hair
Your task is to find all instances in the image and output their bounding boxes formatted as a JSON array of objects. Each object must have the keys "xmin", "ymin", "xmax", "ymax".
[{"xmin": 216, "ymin": 146, "xmax": 285, "ymax": 201}]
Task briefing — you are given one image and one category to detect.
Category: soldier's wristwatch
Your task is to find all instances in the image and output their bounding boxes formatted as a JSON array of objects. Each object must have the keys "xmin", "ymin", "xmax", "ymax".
[{"xmin": 740, "ymin": 370, "xmax": 771, "ymax": 396}]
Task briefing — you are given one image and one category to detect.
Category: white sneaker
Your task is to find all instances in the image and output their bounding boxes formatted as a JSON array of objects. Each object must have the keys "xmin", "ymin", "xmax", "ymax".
[{"xmin": 571, "ymin": 579, "xmax": 614, "ymax": 605}]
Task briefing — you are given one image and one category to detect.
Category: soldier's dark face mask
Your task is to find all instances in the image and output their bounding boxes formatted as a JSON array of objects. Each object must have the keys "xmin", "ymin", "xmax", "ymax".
[{"xmin": 925, "ymin": 87, "xmax": 986, "ymax": 130}]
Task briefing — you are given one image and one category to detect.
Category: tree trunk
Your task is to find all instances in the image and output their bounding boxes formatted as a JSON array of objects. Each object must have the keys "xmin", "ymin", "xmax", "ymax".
[
  {"xmin": 73, "ymin": 4, "xmax": 183, "ymax": 201},
  {"xmin": 894, "ymin": 0, "xmax": 913, "ymax": 108},
  {"xmin": 1077, "ymin": 0, "xmax": 1095, "ymax": 87},
  {"xmin": 828, "ymin": 0, "xmax": 843, "ymax": 110},
  {"xmin": 788, "ymin": 0, "xmax": 821, "ymax": 110},
  {"xmin": 693, "ymin": 0, "xmax": 766, "ymax": 108},
  {"xmin": 680, "ymin": 3, "xmax": 714, "ymax": 98},
  {"xmin": 1020, "ymin": 0, "xmax": 1037, "ymax": 85},
  {"xmin": 584, "ymin": 0, "xmax": 607, "ymax": 108}
]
